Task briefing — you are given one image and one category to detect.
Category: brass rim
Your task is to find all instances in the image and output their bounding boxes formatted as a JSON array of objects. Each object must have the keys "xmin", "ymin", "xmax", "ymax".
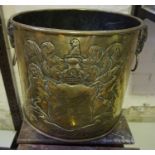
[{"xmin": 10, "ymin": 8, "xmax": 144, "ymax": 35}]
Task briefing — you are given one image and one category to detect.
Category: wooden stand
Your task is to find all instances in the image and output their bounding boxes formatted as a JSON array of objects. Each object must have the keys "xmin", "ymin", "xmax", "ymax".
[{"xmin": 17, "ymin": 115, "xmax": 138, "ymax": 150}]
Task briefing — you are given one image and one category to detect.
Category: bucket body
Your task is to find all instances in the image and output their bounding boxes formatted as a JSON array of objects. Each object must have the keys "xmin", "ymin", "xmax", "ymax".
[{"xmin": 9, "ymin": 9, "xmax": 147, "ymax": 142}]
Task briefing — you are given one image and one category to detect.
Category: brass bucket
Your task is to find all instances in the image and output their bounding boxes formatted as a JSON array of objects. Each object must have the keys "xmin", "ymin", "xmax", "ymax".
[{"xmin": 8, "ymin": 9, "xmax": 147, "ymax": 142}]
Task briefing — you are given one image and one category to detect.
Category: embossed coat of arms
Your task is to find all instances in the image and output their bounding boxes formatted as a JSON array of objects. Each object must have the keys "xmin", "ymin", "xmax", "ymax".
[{"xmin": 24, "ymin": 38, "xmax": 126, "ymax": 131}]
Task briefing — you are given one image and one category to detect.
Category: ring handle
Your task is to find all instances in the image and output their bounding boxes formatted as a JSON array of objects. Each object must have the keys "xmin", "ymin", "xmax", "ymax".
[
  {"xmin": 8, "ymin": 19, "xmax": 15, "ymax": 48},
  {"xmin": 8, "ymin": 19, "xmax": 17, "ymax": 65},
  {"xmin": 131, "ymin": 24, "xmax": 148, "ymax": 71}
]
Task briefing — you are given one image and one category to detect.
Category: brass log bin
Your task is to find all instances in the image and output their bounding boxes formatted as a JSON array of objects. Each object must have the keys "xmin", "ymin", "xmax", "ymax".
[{"xmin": 8, "ymin": 9, "xmax": 147, "ymax": 142}]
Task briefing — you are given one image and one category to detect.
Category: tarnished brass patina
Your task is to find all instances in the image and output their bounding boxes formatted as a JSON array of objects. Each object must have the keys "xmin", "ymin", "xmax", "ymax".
[{"xmin": 8, "ymin": 9, "xmax": 147, "ymax": 142}]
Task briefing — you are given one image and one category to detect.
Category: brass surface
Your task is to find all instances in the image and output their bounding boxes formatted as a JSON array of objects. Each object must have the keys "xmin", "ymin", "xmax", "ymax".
[{"xmin": 9, "ymin": 9, "xmax": 147, "ymax": 142}]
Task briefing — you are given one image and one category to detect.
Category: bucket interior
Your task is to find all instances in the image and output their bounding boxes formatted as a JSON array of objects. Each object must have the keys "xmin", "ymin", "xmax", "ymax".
[{"xmin": 13, "ymin": 10, "xmax": 141, "ymax": 31}]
